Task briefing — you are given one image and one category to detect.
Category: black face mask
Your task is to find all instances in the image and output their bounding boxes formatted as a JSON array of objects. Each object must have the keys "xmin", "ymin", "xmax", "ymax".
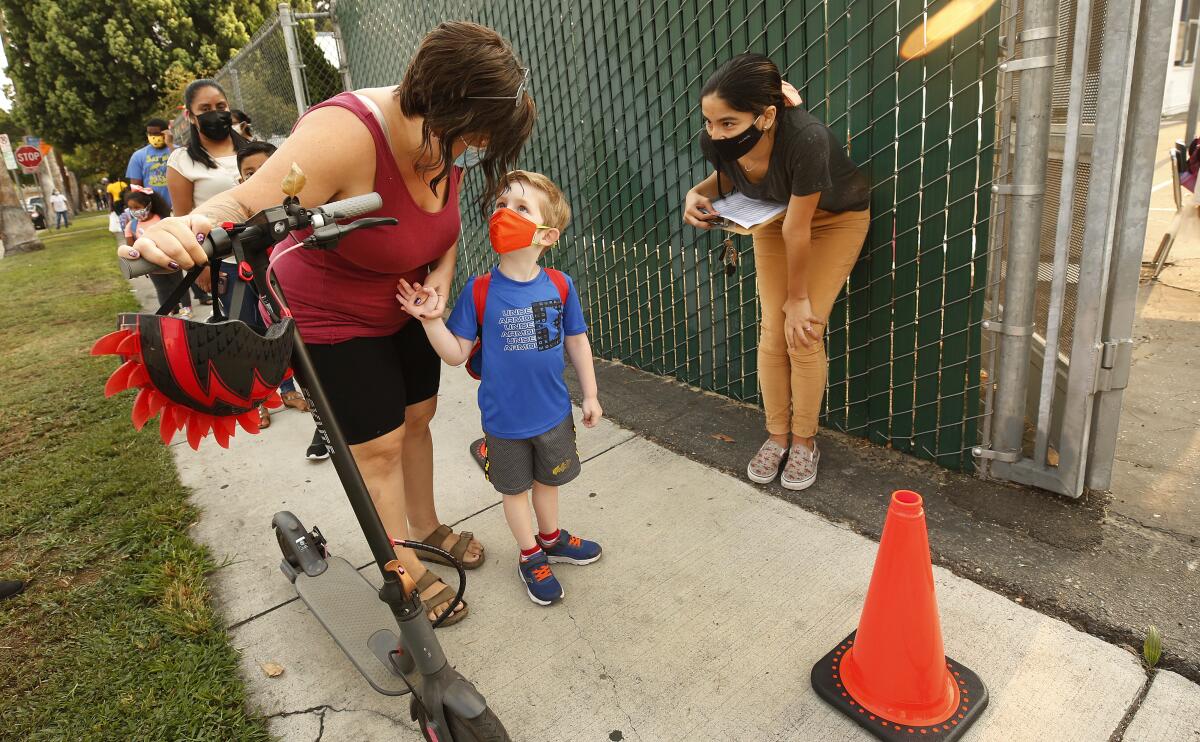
[
  {"xmin": 196, "ymin": 110, "xmax": 233, "ymax": 141},
  {"xmin": 710, "ymin": 115, "xmax": 764, "ymax": 161}
]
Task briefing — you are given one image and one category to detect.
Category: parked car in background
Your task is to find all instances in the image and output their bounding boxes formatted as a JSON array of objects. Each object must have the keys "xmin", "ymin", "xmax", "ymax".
[{"xmin": 25, "ymin": 197, "xmax": 46, "ymax": 230}]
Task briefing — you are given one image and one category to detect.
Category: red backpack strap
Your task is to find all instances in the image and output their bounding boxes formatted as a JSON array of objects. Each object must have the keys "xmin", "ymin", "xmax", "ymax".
[
  {"xmin": 545, "ymin": 268, "xmax": 569, "ymax": 304},
  {"xmin": 472, "ymin": 273, "xmax": 491, "ymax": 327}
]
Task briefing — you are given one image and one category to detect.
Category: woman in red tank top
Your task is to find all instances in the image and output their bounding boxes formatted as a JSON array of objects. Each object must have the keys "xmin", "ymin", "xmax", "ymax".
[{"xmin": 123, "ymin": 22, "xmax": 536, "ymax": 625}]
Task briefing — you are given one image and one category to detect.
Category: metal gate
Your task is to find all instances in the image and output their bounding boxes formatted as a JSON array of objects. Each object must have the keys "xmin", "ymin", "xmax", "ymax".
[{"xmin": 976, "ymin": 0, "xmax": 1175, "ymax": 496}]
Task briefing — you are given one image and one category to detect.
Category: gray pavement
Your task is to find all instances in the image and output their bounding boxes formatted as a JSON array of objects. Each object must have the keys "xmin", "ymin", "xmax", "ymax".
[
  {"xmin": 124, "ymin": 270, "xmax": 1196, "ymax": 741},
  {"xmin": 1114, "ymin": 116, "xmax": 1200, "ymax": 542}
]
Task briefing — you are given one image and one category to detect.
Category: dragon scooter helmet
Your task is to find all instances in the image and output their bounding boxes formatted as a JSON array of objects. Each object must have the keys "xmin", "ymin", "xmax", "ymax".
[{"xmin": 92, "ymin": 313, "xmax": 295, "ymax": 449}]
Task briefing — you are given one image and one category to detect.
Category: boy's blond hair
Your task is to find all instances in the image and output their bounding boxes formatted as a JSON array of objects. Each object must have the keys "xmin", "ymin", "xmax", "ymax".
[{"xmin": 496, "ymin": 170, "xmax": 572, "ymax": 232}]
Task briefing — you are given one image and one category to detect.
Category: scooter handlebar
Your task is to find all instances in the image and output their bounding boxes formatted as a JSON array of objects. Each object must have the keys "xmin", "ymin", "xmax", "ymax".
[
  {"xmin": 117, "ymin": 192, "xmax": 384, "ymax": 279},
  {"xmin": 118, "ymin": 236, "xmax": 217, "ymax": 280},
  {"xmin": 315, "ymin": 193, "xmax": 382, "ymax": 221}
]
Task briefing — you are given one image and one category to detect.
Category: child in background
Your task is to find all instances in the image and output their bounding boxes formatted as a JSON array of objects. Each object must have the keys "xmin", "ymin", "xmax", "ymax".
[
  {"xmin": 124, "ymin": 187, "xmax": 191, "ymax": 318},
  {"xmin": 229, "ymin": 142, "xmax": 330, "ymax": 456},
  {"xmin": 397, "ymin": 170, "xmax": 603, "ymax": 606}
]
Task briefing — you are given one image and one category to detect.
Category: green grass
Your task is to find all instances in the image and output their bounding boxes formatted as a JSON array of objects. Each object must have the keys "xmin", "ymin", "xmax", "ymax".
[{"xmin": 0, "ymin": 215, "xmax": 269, "ymax": 740}]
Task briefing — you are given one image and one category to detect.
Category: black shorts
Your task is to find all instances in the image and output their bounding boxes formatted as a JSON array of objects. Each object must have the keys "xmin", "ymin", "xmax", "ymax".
[
  {"xmin": 305, "ymin": 321, "xmax": 441, "ymax": 445},
  {"xmin": 484, "ymin": 414, "xmax": 581, "ymax": 495}
]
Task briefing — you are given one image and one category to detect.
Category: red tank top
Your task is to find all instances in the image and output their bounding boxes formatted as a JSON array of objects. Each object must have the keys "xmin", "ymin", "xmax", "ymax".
[{"xmin": 271, "ymin": 92, "xmax": 462, "ymax": 343}]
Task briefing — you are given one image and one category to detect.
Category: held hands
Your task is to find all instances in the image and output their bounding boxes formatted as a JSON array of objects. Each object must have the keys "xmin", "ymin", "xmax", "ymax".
[
  {"xmin": 582, "ymin": 397, "xmax": 603, "ymax": 428},
  {"xmin": 683, "ymin": 189, "xmax": 720, "ymax": 230},
  {"xmin": 396, "ymin": 278, "xmax": 445, "ymax": 320},
  {"xmin": 783, "ymin": 297, "xmax": 825, "ymax": 350},
  {"xmin": 120, "ymin": 214, "xmax": 213, "ymax": 269}
]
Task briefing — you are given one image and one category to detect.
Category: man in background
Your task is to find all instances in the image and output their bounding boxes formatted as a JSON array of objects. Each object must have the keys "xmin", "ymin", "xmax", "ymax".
[{"xmin": 126, "ymin": 118, "xmax": 174, "ymax": 209}]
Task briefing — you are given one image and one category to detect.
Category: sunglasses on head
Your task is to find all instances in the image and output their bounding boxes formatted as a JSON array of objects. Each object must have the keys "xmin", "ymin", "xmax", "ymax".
[{"xmin": 467, "ymin": 67, "xmax": 531, "ymax": 108}]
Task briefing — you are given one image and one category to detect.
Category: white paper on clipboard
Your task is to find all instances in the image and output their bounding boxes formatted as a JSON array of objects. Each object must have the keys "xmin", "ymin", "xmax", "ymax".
[{"xmin": 708, "ymin": 191, "xmax": 788, "ymax": 230}]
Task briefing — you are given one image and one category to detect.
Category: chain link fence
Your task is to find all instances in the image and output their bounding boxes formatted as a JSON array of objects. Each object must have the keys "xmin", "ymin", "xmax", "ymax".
[
  {"xmin": 334, "ymin": 0, "xmax": 1004, "ymax": 471},
  {"xmin": 170, "ymin": 4, "xmax": 342, "ymax": 147}
]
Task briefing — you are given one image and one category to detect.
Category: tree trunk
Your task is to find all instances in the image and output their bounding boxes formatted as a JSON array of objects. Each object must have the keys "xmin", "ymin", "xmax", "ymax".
[{"xmin": 0, "ymin": 158, "xmax": 44, "ymax": 256}]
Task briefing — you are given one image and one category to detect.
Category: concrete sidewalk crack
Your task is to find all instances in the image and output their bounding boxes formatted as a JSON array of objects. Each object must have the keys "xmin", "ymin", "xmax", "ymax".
[
  {"xmin": 315, "ymin": 707, "xmax": 327, "ymax": 742},
  {"xmin": 1107, "ymin": 670, "xmax": 1156, "ymax": 742},
  {"xmin": 1109, "ymin": 512, "xmax": 1199, "ymax": 545},
  {"xmin": 227, "ymin": 595, "xmax": 300, "ymax": 631},
  {"xmin": 565, "ymin": 604, "xmax": 639, "ymax": 739}
]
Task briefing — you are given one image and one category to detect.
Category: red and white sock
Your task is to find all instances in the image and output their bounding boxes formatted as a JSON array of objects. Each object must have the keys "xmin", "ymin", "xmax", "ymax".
[
  {"xmin": 519, "ymin": 545, "xmax": 543, "ymax": 563},
  {"xmin": 537, "ymin": 529, "xmax": 561, "ymax": 549}
]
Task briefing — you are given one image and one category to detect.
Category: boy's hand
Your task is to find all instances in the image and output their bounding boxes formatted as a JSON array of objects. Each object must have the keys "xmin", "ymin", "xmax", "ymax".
[
  {"xmin": 396, "ymin": 279, "xmax": 444, "ymax": 320},
  {"xmin": 581, "ymin": 397, "xmax": 603, "ymax": 428}
]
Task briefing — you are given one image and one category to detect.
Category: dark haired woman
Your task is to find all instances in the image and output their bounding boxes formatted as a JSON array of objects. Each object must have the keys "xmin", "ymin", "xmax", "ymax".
[
  {"xmin": 167, "ymin": 79, "xmax": 248, "ymax": 218},
  {"xmin": 230, "ymin": 109, "xmax": 255, "ymax": 140},
  {"xmin": 122, "ymin": 22, "xmax": 537, "ymax": 625},
  {"xmin": 684, "ymin": 53, "xmax": 871, "ymax": 493}
]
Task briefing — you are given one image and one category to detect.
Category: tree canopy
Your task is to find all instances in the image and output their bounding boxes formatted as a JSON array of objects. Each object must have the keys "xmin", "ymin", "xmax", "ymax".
[{"xmin": 0, "ymin": 0, "xmax": 278, "ymax": 150}]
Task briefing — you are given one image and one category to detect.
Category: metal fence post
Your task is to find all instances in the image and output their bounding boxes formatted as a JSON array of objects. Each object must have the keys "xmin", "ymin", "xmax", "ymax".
[
  {"xmin": 1187, "ymin": 27, "xmax": 1200, "ymax": 143},
  {"xmin": 986, "ymin": 0, "xmax": 1059, "ymax": 462},
  {"xmin": 278, "ymin": 2, "xmax": 309, "ymax": 116},
  {"xmin": 1085, "ymin": 0, "xmax": 1177, "ymax": 490},
  {"xmin": 328, "ymin": 0, "xmax": 354, "ymax": 92},
  {"xmin": 228, "ymin": 67, "xmax": 245, "ymax": 111}
]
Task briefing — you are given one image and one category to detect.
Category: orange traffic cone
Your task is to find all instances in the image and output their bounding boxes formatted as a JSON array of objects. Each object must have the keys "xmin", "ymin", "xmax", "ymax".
[{"xmin": 811, "ymin": 490, "xmax": 988, "ymax": 740}]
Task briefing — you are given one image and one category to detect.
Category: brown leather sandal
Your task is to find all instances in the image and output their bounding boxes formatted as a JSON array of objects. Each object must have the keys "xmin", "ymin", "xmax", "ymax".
[
  {"xmin": 257, "ymin": 404, "xmax": 271, "ymax": 429},
  {"xmin": 281, "ymin": 390, "xmax": 310, "ymax": 412},
  {"xmin": 417, "ymin": 524, "xmax": 485, "ymax": 570},
  {"xmin": 415, "ymin": 569, "xmax": 468, "ymax": 627}
]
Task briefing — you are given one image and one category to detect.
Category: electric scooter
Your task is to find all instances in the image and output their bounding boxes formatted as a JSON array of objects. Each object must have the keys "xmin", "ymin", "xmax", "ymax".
[{"xmin": 119, "ymin": 179, "xmax": 510, "ymax": 742}]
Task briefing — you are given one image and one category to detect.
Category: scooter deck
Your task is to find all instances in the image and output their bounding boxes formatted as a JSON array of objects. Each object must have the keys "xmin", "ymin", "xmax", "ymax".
[{"xmin": 294, "ymin": 555, "xmax": 413, "ymax": 696}]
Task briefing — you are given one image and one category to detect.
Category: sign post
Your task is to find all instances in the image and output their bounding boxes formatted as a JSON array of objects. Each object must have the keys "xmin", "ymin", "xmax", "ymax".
[{"xmin": 0, "ymin": 134, "xmax": 17, "ymax": 171}]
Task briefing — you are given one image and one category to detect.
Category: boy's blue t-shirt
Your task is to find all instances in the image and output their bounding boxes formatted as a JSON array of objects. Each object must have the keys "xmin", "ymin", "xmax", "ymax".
[
  {"xmin": 447, "ymin": 267, "xmax": 587, "ymax": 439},
  {"xmin": 125, "ymin": 144, "xmax": 174, "ymax": 207}
]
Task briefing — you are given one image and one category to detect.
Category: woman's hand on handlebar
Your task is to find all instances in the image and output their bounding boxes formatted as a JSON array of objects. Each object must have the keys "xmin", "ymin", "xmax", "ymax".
[
  {"xmin": 120, "ymin": 214, "xmax": 213, "ymax": 270},
  {"xmin": 683, "ymin": 188, "xmax": 719, "ymax": 230},
  {"xmin": 396, "ymin": 279, "xmax": 444, "ymax": 321}
]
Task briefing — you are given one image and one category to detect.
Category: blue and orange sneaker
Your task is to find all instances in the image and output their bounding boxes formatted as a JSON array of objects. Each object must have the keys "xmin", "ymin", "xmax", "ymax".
[
  {"xmin": 539, "ymin": 529, "xmax": 602, "ymax": 566},
  {"xmin": 518, "ymin": 552, "xmax": 563, "ymax": 605}
]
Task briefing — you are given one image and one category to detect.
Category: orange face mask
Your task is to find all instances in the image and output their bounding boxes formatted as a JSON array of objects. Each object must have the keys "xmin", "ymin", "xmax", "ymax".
[{"xmin": 488, "ymin": 208, "xmax": 551, "ymax": 254}]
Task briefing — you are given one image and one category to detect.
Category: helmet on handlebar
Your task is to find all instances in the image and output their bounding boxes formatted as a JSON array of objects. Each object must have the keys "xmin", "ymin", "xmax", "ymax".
[{"xmin": 92, "ymin": 313, "xmax": 295, "ymax": 450}]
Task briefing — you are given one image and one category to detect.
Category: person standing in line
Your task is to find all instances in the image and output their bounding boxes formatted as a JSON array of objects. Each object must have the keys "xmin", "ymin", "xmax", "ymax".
[
  {"xmin": 50, "ymin": 189, "xmax": 70, "ymax": 229},
  {"xmin": 167, "ymin": 79, "xmax": 248, "ymax": 302},
  {"xmin": 105, "ymin": 176, "xmax": 128, "ymax": 209},
  {"xmin": 126, "ymin": 118, "xmax": 175, "ymax": 210},
  {"xmin": 231, "ymin": 109, "xmax": 255, "ymax": 140}
]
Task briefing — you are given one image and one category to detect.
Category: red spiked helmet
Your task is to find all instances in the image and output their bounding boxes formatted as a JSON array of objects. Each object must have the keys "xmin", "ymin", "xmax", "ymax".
[{"xmin": 93, "ymin": 312, "xmax": 295, "ymax": 449}]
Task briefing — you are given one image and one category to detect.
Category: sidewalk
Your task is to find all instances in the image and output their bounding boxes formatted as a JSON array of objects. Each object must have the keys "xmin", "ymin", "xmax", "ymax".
[{"xmin": 131, "ymin": 278, "xmax": 1199, "ymax": 741}]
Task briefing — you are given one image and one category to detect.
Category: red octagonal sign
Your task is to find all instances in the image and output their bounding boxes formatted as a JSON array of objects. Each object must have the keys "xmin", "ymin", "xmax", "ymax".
[{"xmin": 15, "ymin": 145, "xmax": 42, "ymax": 171}]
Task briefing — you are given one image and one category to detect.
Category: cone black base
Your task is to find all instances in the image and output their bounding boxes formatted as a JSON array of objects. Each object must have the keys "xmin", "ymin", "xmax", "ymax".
[
  {"xmin": 811, "ymin": 631, "xmax": 989, "ymax": 741},
  {"xmin": 469, "ymin": 438, "xmax": 487, "ymax": 472}
]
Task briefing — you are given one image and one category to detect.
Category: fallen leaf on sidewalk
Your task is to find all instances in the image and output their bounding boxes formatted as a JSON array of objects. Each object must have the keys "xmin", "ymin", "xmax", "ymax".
[
  {"xmin": 710, "ymin": 433, "xmax": 735, "ymax": 442},
  {"xmin": 262, "ymin": 662, "xmax": 285, "ymax": 678}
]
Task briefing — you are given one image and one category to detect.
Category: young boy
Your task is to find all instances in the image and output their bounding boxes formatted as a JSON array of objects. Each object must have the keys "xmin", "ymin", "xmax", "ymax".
[{"xmin": 397, "ymin": 170, "xmax": 603, "ymax": 606}]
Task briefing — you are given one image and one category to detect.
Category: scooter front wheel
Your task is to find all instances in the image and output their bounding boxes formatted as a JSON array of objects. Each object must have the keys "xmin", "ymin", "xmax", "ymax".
[{"xmin": 413, "ymin": 702, "xmax": 511, "ymax": 742}]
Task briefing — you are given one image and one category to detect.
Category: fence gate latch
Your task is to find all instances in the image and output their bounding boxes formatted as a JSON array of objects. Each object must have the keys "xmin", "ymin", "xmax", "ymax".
[{"xmin": 1094, "ymin": 338, "xmax": 1134, "ymax": 392}]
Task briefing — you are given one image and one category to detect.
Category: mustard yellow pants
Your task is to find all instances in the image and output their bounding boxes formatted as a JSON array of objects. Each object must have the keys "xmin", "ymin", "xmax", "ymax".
[{"xmin": 753, "ymin": 208, "xmax": 870, "ymax": 437}]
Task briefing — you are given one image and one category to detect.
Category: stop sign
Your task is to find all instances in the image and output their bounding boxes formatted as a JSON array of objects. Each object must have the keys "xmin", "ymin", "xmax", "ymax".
[{"xmin": 15, "ymin": 145, "xmax": 42, "ymax": 171}]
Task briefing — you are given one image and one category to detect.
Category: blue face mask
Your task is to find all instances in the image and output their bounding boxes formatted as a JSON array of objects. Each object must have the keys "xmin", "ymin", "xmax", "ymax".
[{"xmin": 455, "ymin": 138, "xmax": 486, "ymax": 169}]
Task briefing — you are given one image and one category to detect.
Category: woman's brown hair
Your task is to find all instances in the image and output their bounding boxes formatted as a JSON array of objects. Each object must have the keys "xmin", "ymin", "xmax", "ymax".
[{"xmin": 396, "ymin": 22, "xmax": 536, "ymax": 212}]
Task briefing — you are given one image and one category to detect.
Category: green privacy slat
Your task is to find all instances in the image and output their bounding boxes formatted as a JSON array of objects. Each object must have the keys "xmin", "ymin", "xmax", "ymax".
[
  {"xmin": 938, "ymin": 27, "xmax": 986, "ymax": 468},
  {"xmin": 326, "ymin": 0, "xmax": 997, "ymax": 471},
  {"xmin": 914, "ymin": 31, "xmax": 953, "ymax": 462}
]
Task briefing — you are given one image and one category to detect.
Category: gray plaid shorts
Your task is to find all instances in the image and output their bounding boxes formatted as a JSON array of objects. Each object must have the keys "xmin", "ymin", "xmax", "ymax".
[{"xmin": 484, "ymin": 414, "xmax": 581, "ymax": 495}]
